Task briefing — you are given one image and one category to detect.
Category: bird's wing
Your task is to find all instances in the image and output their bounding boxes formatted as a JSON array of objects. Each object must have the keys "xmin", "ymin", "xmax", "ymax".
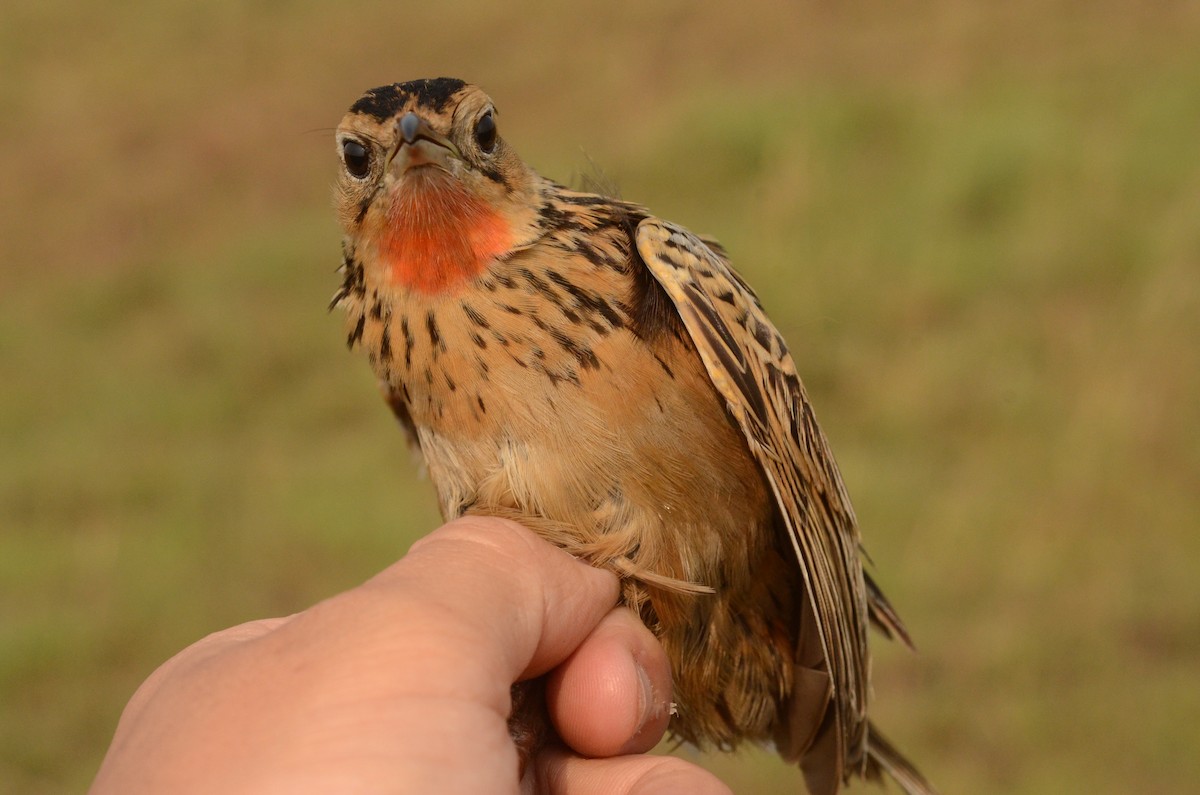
[{"xmin": 635, "ymin": 217, "xmax": 870, "ymax": 789}]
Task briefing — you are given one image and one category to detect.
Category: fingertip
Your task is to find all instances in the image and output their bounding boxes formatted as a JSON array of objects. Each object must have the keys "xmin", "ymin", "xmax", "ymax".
[
  {"xmin": 547, "ymin": 644, "xmax": 644, "ymax": 757},
  {"xmin": 546, "ymin": 608, "xmax": 673, "ymax": 757}
]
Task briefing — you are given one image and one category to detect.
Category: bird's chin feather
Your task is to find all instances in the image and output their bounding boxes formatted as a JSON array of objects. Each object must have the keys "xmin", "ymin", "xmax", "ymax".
[{"xmin": 376, "ymin": 169, "xmax": 512, "ymax": 295}]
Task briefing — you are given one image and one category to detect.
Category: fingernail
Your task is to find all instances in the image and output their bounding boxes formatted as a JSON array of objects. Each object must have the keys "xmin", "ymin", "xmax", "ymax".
[
  {"xmin": 634, "ymin": 655, "xmax": 655, "ymax": 730},
  {"xmin": 612, "ymin": 656, "xmax": 658, "ymax": 756}
]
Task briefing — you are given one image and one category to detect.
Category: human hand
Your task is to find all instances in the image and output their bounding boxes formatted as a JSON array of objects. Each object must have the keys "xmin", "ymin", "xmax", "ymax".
[{"xmin": 89, "ymin": 516, "xmax": 731, "ymax": 794}]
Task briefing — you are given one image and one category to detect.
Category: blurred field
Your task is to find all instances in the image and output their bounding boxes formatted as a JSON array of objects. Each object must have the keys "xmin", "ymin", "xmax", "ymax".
[{"xmin": 2, "ymin": 1, "xmax": 1199, "ymax": 792}]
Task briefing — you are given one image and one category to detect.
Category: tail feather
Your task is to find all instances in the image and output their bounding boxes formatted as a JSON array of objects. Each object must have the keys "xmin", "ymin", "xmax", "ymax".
[{"xmin": 863, "ymin": 721, "xmax": 939, "ymax": 795}]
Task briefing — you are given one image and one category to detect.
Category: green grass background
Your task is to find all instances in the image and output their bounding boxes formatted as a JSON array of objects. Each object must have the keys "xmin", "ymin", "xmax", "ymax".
[{"xmin": 3, "ymin": 1, "xmax": 1198, "ymax": 792}]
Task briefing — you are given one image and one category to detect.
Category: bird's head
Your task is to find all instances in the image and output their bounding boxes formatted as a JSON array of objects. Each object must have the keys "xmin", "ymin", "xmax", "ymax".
[{"xmin": 334, "ymin": 78, "xmax": 544, "ymax": 296}]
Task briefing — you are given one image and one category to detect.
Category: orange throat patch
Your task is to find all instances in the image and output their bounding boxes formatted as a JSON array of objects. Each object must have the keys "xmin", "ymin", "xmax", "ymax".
[{"xmin": 377, "ymin": 168, "xmax": 512, "ymax": 295}]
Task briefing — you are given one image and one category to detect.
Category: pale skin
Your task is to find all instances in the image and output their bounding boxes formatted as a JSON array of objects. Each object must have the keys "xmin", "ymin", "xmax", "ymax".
[{"xmin": 89, "ymin": 517, "xmax": 731, "ymax": 795}]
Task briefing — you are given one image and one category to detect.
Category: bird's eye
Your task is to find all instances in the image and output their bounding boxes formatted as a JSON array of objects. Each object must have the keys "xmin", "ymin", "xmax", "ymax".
[
  {"xmin": 342, "ymin": 139, "xmax": 371, "ymax": 178},
  {"xmin": 474, "ymin": 112, "xmax": 498, "ymax": 154}
]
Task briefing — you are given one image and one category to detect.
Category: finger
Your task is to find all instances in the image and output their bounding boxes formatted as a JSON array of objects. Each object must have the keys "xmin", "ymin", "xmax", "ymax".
[
  {"xmin": 537, "ymin": 746, "xmax": 733, "ymax": 795},
  {"xmin": 546, "ymin": 608, "xmax": 673, "ymax": 756},
  {"xmin": 397, "ymin": 516, "xmax": 620, "ymax": 678},
  {"xmin": 299, "ymin": 516, "xmax": 619, "ymax": 708}
]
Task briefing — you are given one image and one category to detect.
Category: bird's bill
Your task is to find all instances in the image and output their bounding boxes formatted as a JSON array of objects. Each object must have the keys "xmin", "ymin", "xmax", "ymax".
[{"xmin": 388, "ymin": 111, "xmax": 460, "ymax": 175}]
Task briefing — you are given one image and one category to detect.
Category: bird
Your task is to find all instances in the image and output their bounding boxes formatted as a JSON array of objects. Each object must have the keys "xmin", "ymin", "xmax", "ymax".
[{"xmin": 329, "ymin": 77, "xmax": 936, "ymax": 795}]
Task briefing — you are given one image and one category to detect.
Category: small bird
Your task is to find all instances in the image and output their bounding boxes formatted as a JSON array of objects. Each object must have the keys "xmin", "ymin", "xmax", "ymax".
[{"xmin": 330, "ymin": 77, "xmax": 935, "ymax": 795}]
